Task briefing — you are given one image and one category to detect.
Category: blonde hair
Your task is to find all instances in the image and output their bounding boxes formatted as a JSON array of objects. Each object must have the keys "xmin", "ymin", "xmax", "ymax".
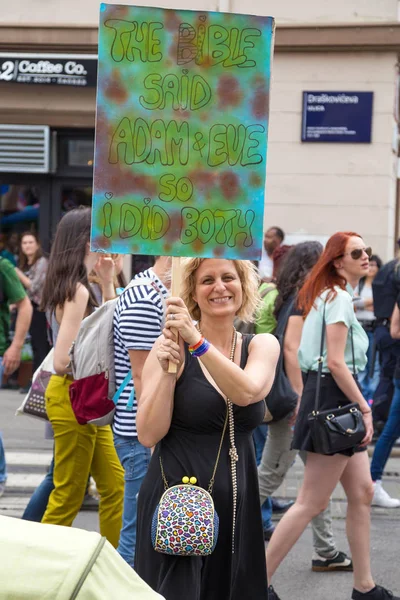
[{"xmin": 180, "ymin": 258, "xmax": 262, "ymax": 323}]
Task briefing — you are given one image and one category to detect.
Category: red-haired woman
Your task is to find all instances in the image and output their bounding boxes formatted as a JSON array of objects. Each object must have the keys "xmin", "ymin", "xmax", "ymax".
[{"xmin": 267, "ymin": 233, "xmax": 399, "ymax": 600}]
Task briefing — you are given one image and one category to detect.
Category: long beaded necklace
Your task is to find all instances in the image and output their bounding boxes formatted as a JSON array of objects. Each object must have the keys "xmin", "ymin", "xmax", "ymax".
[{"xmin": 196, "ymin": 324, "xmax": 239, "ymax": 554}]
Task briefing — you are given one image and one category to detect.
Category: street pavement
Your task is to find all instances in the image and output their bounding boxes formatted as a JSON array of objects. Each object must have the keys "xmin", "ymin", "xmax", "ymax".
[
  {"xmin": 1, "ymin": 388, "xmax": 400, "ymax": 599},
  {"xmin": 1, "ymin": 388, "xmax": 100, "ymax": 533}
]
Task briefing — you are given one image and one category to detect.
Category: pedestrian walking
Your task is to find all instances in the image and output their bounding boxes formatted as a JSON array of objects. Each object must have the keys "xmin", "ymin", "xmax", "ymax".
[
  {"xmin": 22, "ymin": 249, "xmax": 126, "ymax": 521},
  {"xmin": 371, "ymin": 253, "xmax": 400, "ymax": 433},
  {"xmin": 367, "ymin": 303, "xmax": 400, "ymax": 508},
  {"xmin": 112, "ymin": 255, "xmax": 170, "ymax": 567},
  {"xmin": 0, "ymin": 256, "xmax": 32, "ymax": 497},
  {"xmin": 135, "ymin": 258, "xmax": 279, "ymax": 600},
  {"xmin": 40, "ymin": 206, "xmax": 124, "ymax": 548},
  {"xmin": 251, "ymin": 267, "xmax": 285, "ymax": 541},
  {"xmin": 253, "ymin": 242, "xmax": 293, "ymax": 535},
  {"xmin": 15, "ymin": 232, "xmax": 50, "ymax": 375},
  {"xmin": 257, "ymin": 241, "xmax": 352, "ymax": 572},
  {"xmin": 354, "ymin": 254, "xmax": 382, "ymax": 401},
  {"xmin": 267, "ymin": 232, "xmax": 399, "ymax": 600}
]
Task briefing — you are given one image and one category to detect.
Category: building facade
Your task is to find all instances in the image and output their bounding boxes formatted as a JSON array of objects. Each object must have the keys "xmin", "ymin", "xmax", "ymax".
[{"xmin": 1, "ymin": 0, "xmax": 400, "ymax": 260}]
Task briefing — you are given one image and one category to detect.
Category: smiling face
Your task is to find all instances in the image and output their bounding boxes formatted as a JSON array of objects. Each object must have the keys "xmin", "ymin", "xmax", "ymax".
[
  {"xmin": 193, "ymin": 259, "xmax": 243, "ymax": 320},
  {"xmin": 21, "ymin": 234, "xmax": 39, "ymax": 259},
  {"xmin": 334, "ymin": 236, "xmax": 370, "ymax": 283}
]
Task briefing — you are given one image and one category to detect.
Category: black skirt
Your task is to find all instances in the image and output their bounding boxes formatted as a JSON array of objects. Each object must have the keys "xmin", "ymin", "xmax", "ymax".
[{"xmin": 292, "ymin": 371, "xmax": 367, "ymax": 457}]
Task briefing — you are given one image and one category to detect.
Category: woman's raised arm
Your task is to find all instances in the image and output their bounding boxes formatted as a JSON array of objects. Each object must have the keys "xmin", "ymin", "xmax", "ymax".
[
  {"xmin": 163, "ymin": 296, "xmax": 280, "ymax": 407},
  {"xmin": 136, "ymin": 337, "xmax": 180, "ymax": 447},
  {"xmin": 199, "ymin": 333, "xmax": 279, "ymax": 406}
]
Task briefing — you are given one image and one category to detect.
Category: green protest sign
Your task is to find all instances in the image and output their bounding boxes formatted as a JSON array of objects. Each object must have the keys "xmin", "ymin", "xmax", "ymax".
[{"xmin": 91, "ymin": 3, "xmax": 274, "ymax": 260}]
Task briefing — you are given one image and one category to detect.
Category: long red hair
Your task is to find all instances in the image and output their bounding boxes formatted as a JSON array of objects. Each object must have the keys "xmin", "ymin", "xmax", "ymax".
[{"xmin": 297, "ymin": 231, "xmax": 362, "ymax": 316}]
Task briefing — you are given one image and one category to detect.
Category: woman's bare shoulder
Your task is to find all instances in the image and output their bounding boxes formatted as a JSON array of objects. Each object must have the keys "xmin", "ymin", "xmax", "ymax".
[
  {"xmin": 249, "ymin": 332, "xmax": 280, "ymax": 353},
  {"xmin": 74, "ymin": 282, "xmax": 90, "ymax": 302}
]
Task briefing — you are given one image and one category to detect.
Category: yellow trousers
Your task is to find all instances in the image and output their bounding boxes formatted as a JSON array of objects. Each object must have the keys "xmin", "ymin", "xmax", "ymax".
[{"xmin": 42, "ymin": 375, "xmax": 124, "ymax": 548}]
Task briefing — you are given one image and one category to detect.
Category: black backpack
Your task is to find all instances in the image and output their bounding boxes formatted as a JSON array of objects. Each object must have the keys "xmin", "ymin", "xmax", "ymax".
[
  {"xmin": 264, "ymin": 297, "xmax": 298, "ymax": 422},
  {"xmin": 372, "ymin": 259, "xmax": 400, "ymax": 319}
]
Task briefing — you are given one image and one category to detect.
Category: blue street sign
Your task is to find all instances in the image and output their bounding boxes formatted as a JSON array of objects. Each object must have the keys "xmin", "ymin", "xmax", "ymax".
[{"xmin": 301, "ymin": 91, "xmax": 373, "ymax": 143}]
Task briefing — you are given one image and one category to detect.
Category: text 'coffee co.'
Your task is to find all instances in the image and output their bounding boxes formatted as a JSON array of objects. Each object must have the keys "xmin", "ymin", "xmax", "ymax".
[{"xmin": 0, "ymin": 52, "xmax": 98, "ymax": 253}]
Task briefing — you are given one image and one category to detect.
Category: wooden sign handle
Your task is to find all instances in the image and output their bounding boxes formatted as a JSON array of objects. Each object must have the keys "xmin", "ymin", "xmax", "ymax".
[{"xmin": 168, "ymin": 257, "xmax": 182, "ymax": 374}]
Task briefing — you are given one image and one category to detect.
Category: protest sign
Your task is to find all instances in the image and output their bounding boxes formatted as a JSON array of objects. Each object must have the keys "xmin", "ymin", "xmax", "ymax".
[{"xmin": 91, "ymin": 3, "xmax": 274, "ymax": 260}]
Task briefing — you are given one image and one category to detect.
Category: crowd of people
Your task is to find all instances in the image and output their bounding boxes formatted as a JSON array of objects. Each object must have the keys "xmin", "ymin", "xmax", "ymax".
[{"xmin": 1, "ymin": 213, "xmax": 400, "ymax": 599}]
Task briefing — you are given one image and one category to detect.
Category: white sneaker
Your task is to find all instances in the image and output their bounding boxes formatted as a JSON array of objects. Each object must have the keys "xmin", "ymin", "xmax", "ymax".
[{"xmin": 372, "ymin": 480, "xmax": 400, "ymax": 508}]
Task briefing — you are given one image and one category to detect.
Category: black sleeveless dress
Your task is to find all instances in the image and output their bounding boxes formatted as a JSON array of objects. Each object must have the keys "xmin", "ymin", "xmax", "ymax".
[{"xmin": 135, "ymin": 335, "xmax": 268, "ymax": 600}]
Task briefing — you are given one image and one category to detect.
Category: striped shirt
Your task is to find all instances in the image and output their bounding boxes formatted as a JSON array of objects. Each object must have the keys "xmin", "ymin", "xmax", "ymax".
[{"xmin": 113, "ymin": 268, "xmax": 168, "ymax": 437}]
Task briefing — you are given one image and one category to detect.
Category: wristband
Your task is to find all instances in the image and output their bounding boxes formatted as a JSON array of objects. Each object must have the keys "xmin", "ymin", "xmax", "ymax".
[
  {"xmin": 189, "ymin": 337, "xmax": 210, "ymax": 357},
  {"xmin": 188, "ymin": 336, "xmax": 204, "ymax": 352}
]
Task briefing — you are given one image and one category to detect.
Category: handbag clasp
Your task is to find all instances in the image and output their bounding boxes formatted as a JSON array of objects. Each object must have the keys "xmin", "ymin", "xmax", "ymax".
[{"xmin": 326, "ymin": 414, "xmax": 335, "ymax": 421}]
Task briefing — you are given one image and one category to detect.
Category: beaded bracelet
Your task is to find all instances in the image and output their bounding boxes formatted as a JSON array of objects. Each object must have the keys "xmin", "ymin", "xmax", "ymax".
[{"xmin": 188, "ymin": 337, "xmax": 210, "ymax": 357}]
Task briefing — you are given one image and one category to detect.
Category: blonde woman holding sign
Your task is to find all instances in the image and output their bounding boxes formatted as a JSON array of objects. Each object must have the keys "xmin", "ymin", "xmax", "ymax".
[{"xmin": 135, "ymin": 257, "xmax": 279, "ymax": 600}]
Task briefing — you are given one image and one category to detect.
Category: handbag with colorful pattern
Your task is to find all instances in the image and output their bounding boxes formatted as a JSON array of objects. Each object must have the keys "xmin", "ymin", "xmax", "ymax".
[
  {"xmin": 151, "ymin": 479, "xmax": 220, "ymax": 556},
  {"xmin": 151, "ymin": 408, "xmax": 228, "ymax": 557}
]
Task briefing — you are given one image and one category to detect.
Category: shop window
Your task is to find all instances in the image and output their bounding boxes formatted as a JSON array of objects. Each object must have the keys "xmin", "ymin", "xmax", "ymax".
[
  {"xmin": 56, "ymin": 129, "xmax": 94, "ymax": 177},
  {"xmin": 68, "ymin": 140, "xmax": 94, "ymax": 168}
]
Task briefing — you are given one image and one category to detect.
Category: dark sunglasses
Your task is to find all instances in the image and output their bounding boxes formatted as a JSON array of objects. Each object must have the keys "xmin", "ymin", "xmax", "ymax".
[{"xmin": 339, "ymin": 246, "xmax": 372, "ymax": 260}]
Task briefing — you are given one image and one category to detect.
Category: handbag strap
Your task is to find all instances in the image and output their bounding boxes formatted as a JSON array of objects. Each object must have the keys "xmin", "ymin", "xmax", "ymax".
[
  {"xmin": 314, "ymin": 299, "xmax": 327, "ymax": 413},
  {"xmin": 159, "ymin": 329, "xmax": 237, "ymax": 496},
  {"xmin": 112, "ymin": 369, "xmax": 135, "ymax": 411},
  {"xmin": 227, "ymin": 398, "xmax": 238, "ymax": 554},
  {"xmin": 350, "ymin": 326, "xmax": 356, "ymax": 375},
  {"xmin": 159, "ymin": 408, "xmax": 229, "ymax": 493},
  {"xmin": 314, "ymin": 297, "xmax": 356, "ymax": 413}
]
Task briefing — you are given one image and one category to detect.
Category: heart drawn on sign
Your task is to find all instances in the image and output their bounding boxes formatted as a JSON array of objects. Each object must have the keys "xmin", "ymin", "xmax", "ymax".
[
  {"xmin": 105, "ymin": 192, "xmax": 113, "ymax": 200},
  {"xmin": 199, "ymin": 15, "xmax": 206, "ymax": 21},
  {"xmin": 144, "ymin": 198, "xmax": 151, "ymax": 205}
]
